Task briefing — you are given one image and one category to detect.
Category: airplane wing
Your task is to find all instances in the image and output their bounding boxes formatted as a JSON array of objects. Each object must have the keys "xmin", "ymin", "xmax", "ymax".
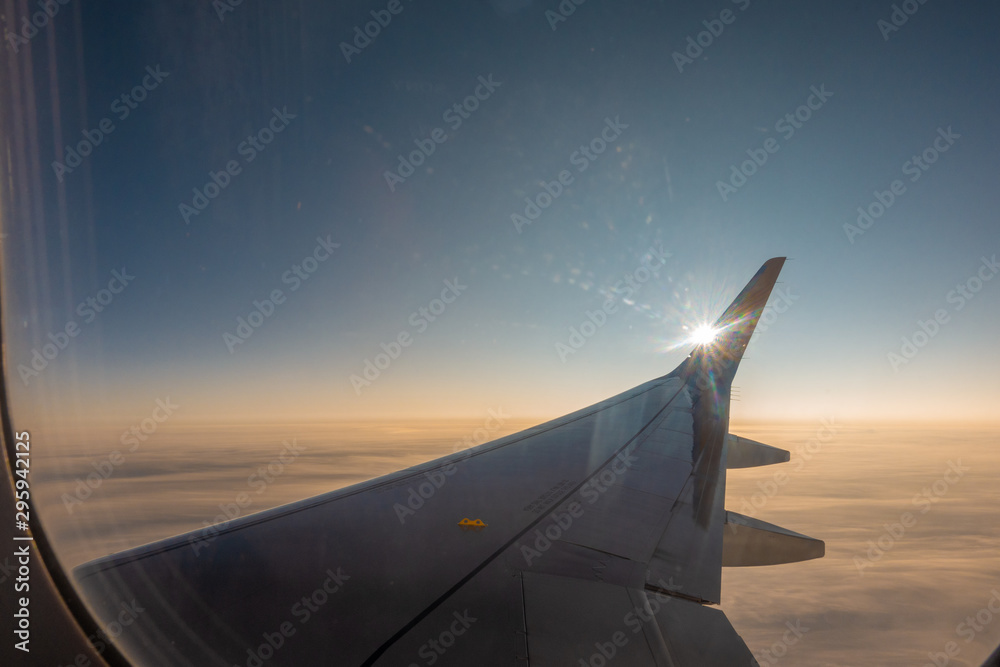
[{"xmin": 73, "ymin": 257, "xmax": 823, "ymax": 666}]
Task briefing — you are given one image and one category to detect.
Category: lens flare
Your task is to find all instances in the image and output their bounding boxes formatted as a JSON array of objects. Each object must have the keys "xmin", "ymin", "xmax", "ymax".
[{"xmin": 689, "ymin": 324, "xmax": 719, "ymax": 346}]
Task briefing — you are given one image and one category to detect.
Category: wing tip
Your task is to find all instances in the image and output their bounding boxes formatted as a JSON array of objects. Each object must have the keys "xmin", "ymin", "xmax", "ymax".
[
  {"xmin": 713, "ymin": 257, "xmax": 786, "ymax": 328},
  {"xmin": 684, "ymin": 257, "xmax": 787, "ymax": 383}
]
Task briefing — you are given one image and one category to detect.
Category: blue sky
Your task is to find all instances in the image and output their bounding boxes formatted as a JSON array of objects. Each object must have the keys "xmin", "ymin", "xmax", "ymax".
[{"xmin": 6, "ymin": 0, "xmax": 999, "ymax": 425}]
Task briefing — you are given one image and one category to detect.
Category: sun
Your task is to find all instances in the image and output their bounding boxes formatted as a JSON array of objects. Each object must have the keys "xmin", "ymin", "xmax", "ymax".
[{"xmin": 689, "ymin": 324, "xmax": 719, "ymax": 346}]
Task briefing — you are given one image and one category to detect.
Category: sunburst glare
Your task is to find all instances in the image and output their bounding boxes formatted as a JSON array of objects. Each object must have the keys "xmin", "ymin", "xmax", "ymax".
[{"xmin": 689, "ymin": 323, "xmax": 719, "ymax": 345}]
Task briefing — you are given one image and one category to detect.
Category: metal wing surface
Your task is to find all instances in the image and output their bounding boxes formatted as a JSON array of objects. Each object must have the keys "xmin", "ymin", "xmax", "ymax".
[{"xmin": 74, "ymin": 257, "xmax": 823, "ymax": 666}]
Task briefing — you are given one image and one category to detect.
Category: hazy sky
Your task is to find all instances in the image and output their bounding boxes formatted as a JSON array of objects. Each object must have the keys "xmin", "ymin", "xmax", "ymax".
[{"xmin": 6, "ymin": 0, "xmax": 999, "ymax": 427}]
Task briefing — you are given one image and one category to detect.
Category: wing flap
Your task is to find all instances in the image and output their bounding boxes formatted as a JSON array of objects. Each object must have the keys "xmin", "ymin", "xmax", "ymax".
[
  {"xmin": 653, "ymin": 595, "xmax": 759, "ymax": 666},
  {"xmin": 522, "ymin": 573, "xmax": 671, "ymax": 666},
  {"xmin": 519, "ymin": 573, "xmax": 759, "ymax": 667}
]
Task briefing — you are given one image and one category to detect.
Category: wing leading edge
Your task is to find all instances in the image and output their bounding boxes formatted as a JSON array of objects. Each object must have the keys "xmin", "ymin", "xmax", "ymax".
[{"xmin": 73, "ymin": 257, "xmax": 822, "ymax": 666}]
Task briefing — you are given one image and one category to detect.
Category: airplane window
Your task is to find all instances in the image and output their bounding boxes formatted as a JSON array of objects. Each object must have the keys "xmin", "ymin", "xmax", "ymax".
[{"xmin": 2, "ymin": 1, "xmax": 999, "ymax": 666}]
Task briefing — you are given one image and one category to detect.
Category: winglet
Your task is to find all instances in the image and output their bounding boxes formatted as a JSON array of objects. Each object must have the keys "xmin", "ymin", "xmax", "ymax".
[
  {"xmin": 680, "ymin": 257, "xmax": 786, "ymax": 390},
  {"xmin": 711, "ymin": 257, "xmax": 785, "ymax": 360}
]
